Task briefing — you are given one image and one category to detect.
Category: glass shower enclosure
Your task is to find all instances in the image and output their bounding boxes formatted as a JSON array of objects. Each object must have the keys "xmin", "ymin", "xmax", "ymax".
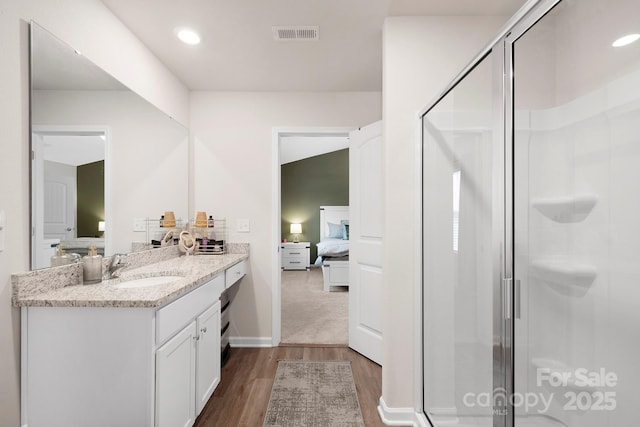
[{"xmin": 421, "ymin": 0, "xmax": 640, "ymax": 426}]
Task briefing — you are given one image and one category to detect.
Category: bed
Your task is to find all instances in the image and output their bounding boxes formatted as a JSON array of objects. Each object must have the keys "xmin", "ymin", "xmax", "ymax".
[{"xmin": 317, "ymin": 206, "xmax": 350, "ymax": 292}]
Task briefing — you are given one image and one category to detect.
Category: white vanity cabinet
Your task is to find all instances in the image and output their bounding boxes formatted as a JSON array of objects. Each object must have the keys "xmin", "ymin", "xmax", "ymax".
[
  {"xmin": 22, "ymin": 273, "xmax": 226, "ymax": 427},
  {"xmin": 195, "ymin": 303, "xmax": 221, "ymax": 413},
  {"xmin": 156, "ymin": 301, "xmax": 221, "ymax": 427},
  {"xmin": 156, "ymin": 321, "xmax": 197, "ymax": 427}
]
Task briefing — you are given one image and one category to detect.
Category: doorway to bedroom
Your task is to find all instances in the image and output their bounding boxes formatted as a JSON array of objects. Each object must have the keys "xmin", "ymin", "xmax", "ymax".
[{"xmin": 279, "ymin": 132, "xmax": 350, "ymax": 345}]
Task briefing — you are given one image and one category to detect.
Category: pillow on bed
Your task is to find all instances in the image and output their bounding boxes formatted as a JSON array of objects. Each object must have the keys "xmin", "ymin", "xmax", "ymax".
[
  {"xmin": 327, "ymin": 222, "xmax": 344, "ymax": 239},
  {"xmin": 341, "ymin": 220, "xmax": 349, "ymax": 240}
]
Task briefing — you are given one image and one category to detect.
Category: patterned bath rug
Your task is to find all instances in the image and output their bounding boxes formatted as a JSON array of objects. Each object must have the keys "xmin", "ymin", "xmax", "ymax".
[{"xmin": 263, "ymin": 360, "xmax": 365, "ymax": 427}]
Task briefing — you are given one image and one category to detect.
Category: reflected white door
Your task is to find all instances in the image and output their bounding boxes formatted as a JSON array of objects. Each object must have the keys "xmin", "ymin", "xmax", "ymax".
[
  {"xmin": 349, "ymin": 120, "xmax": 383, "ymax": 364},
  {"xmin": 44, "ymin": 175, "xmax": 76, "ymax": 240}
]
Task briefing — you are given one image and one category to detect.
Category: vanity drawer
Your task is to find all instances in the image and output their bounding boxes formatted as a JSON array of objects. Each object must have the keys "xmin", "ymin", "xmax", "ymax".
[
  {"xmin": 156, "ymin": 274, "xmax": 225, "ymax": 345},
  {"xmin": 225, "ymin": 260, "xmax": 246, "ymax": 289}
]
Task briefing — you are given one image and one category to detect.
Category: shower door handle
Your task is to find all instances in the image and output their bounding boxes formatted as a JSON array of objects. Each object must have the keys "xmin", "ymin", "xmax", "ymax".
[
  {"xmin": 503, "ymin": 278, "xmax": 521, "ymax": 320},
  {"xmin": 503, "ymin": 278, "xmax": 512, "ymax": 320},
  {"xmin": 515, "ymin": 279, "xmax": 521, "ymax": 320}
]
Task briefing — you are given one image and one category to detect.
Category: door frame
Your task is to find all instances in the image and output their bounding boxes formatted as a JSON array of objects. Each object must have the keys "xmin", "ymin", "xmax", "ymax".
[
  {"xmin": 31, "ymin": 125, "xmax": 112, "ymax": 269},
  {"xmin": 271, "ymin": 126, "xmax": 356, "ymax": 346}
]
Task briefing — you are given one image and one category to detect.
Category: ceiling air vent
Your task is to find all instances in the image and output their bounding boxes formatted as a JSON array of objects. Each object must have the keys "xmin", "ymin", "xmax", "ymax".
[{"xmin": 272, "ymin": 26, "xmax": 319, "ymax": 41}]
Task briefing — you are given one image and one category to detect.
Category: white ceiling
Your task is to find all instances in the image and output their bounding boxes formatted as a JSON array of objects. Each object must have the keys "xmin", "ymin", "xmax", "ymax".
[
  {"xmin": 43, "ymin": 134, "xmax": 105, "ymax": 166},
  {"xmin": 100, "ymin": 0, "xmax": 526, "ymax": 91},
  {"xmin": 280, "ymin": 136, "xmax": 349, "ymax": 165}
]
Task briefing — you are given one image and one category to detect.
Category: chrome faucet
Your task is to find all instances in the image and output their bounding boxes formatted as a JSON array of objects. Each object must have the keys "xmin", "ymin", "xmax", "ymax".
[{"xmin": 105, "ymin": 253, "xmax": 129, "ymax": 279}]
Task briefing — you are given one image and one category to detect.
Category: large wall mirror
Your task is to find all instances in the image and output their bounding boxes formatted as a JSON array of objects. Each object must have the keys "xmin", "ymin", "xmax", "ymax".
[{"xmin": 30, "ymin": 22, "xmax": 188, "ymax": 269}]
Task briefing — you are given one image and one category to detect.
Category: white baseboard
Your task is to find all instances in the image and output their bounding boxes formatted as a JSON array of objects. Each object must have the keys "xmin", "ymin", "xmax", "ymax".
[
  {"xmin": 229, "ymin": 336, "xmax": 273, "ymax": 348},
  {"xmin": 377, "ymin": 396, "xmax": 417, "ymax": 426}
]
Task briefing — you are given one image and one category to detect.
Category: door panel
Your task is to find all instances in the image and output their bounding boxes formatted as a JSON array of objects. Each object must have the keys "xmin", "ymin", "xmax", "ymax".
[
  {"xmin": 43, "ymin": 175, "xmax": 75, "ymax": 240},
  {"xmin": 196, "ymin": 302, "xmax": 221, "ymax": 415},
  {"xmin": 156, "ymin": 321, "xmax": 196, "ymax": 427},
  {"xmin": 349, "ymin": 121, "xmax": 383, "ymax": 364},
  {"xmin": 422, "ymin": 51, "xmax": 501, "ymax": 426}
]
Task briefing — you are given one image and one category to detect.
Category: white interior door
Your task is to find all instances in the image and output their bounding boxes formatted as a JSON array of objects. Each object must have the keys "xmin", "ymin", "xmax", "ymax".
[
  {"xmin": 43, "ymin": 175, "xmax": 76, "ymax": 240},
  {"xmin": 349, "ymin": 120, "xmax": 383, "ymax": 364}
]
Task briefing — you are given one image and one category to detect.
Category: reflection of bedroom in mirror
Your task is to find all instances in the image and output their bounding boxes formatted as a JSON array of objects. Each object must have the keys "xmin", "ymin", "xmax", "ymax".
[
  {"xmin": 279, "ymin": 133, "xmax": 350, "ymax": 345},
  {"xmin": 31, "ymin": 128, "xmax": 108, "ymax": 269}
]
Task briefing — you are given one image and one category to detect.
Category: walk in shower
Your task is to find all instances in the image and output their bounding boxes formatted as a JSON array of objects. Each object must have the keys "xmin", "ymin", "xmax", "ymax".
[{"xmin": 421, "ymin": 0, "xmax": 640, "ymax": 426}]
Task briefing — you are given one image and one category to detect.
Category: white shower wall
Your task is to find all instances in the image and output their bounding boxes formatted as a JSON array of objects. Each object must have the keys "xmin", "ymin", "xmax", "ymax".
[{"xmin": 515, "ymin": 68, "xmax": 640, "ymax": 426}]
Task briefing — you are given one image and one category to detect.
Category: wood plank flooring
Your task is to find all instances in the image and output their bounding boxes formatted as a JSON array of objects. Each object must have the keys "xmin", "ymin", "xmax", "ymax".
[{"xmin": 194, "ymin": 346, "xmax": 391, "ymax": 427}]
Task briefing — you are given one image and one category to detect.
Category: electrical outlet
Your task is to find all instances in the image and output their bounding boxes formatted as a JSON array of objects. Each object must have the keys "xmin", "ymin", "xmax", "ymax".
[
  {"xmin": 133, "ymin": 218, "xmax": 147, "ymax": 232},
  {"xmin": 236, "ymin": 218, "xmax": 250, "ymax": 233}
]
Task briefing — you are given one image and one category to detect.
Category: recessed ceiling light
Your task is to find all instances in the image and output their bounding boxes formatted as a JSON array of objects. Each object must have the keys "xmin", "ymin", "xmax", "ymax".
[
  {"xmin": 175, "ymin": 28, "xmax": 201, "ymax": 45},
  {"xmin": 612, "ymin": 33, "xmax": 640, "ymax": 47}
]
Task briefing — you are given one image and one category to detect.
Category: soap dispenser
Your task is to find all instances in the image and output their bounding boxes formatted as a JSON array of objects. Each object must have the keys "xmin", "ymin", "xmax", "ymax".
[
  {"xmin": 50, "ymin": 245, "xmax": 73, "ymax": 267},
  {"xmin": 82, "ymin": 245, "xmax": 103, "ymax": 284}
]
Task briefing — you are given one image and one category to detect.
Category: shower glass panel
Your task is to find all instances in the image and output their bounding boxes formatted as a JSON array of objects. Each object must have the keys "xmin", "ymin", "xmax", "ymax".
[
  {"xmin": 513, "ymin": 0, "xmax": 640, "ymax": 425},
  {"xmin": 422, "ymin": 52, "xmax": 500, "ymax": 426}
]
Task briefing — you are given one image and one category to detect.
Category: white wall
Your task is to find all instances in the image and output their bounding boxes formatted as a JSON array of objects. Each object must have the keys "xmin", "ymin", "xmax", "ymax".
[
  {"xmin": 32, "ymin": 90, "xmax": 189, "ymax": 254},
  {"xmin": 382, "ymin": 16, "xmax": 507, "ymax": 409},
  {"xmin": 190, "ymin": 91, "xmax": 381, "ymax": 341},
  {"xmin": 0, "ymin": 1, "xmax": 188, "ymax": 424}
]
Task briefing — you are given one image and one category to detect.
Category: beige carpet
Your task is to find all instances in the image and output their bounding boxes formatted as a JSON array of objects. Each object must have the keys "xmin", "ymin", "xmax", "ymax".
[
  {"xmin": 263, "ymin": 360, "xmax": 364, "ymax": 427},
  {"xmin": 281, "ymin": 268, "xmax": 348, "ymax": 345}
]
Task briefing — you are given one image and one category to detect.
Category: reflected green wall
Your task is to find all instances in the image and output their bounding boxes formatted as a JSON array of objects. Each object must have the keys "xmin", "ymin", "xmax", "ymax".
[
  {"xmin": 77, "ymin": 160, "xmax": 104, "ymax": 237},
  {"xmin": 281, "ymin": 149, "xmax": 349, "ymax": 262}
]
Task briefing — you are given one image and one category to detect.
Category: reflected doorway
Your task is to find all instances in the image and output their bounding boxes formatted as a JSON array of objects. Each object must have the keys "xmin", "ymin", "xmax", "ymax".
[{"xmin": 31, "ymin": 127, "xmax": 109, "ymax": 269}]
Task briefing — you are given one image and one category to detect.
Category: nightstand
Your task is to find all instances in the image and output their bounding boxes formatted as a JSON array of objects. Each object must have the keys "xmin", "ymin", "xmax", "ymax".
[{"xmin": 281, "ymin": 242, "xmax": 310, "ymax": 270}]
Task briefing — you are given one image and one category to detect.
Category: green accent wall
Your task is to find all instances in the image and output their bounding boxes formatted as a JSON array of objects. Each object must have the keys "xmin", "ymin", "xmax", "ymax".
[
  {"xmin": 281, "ymin": 149, "xmax": 349, "ymax": 262},
  {"xmin": 77, "ymin": 160, "xmax": 104, "ymax": 237}
]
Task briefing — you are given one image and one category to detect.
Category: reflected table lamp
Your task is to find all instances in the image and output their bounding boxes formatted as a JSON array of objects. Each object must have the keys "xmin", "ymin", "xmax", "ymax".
[
  {"xmin": 290, "ymin": 223, "xmax": 302, "ymax": 243},
  {"xmin": 98, "ymin": 221, "xmax": 105, "ymax": 237}
]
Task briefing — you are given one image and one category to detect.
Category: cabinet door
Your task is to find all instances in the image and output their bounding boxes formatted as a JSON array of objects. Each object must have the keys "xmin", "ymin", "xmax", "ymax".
[
  {"xmin": 196, "ymin": 301, "xmax": 221, "ymax": 415},
  {"xmin": 156, "ymin": 321, "xmax": 197, "ymax": 427}
]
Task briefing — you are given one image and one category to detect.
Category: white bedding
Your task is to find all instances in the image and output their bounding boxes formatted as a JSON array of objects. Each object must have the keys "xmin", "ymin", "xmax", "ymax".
[{"xmin": 316, "ymin": 238, "xmax": 349, "ymax": 257}]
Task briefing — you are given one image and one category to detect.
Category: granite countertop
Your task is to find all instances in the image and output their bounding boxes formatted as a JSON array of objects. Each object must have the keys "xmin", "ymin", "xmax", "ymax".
[{"xmin": 13, "ymin": 253, "xmax": 248, "ymax": 308}]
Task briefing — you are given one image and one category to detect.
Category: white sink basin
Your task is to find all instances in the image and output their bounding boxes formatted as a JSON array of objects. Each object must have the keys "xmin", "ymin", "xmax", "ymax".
[{"xmin": 115, "ymin": 275, "xmax": 184, "ymax": 289}]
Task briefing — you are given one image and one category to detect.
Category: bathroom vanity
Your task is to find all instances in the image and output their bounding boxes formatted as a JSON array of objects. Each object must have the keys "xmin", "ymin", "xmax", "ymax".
[{"xmin": 13, "ymin": 247, "xmax": 248, "ymax": 427}]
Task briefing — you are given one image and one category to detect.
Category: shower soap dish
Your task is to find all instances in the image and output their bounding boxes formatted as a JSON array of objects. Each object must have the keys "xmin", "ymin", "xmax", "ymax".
[
  {"xmin": 531, "ymin": 194, "xmax": 597, "ymax": 223},
  {"xmin": 530, "ymin": 258, "xmax": 597, "ymax": 297}
]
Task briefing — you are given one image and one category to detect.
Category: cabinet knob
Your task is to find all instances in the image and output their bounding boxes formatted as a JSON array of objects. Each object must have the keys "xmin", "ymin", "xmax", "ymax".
[
  {"xmin": 201, "ymin": 327, "xmax": 207, "ymax": 334},
  {"xmin": 193, "ymin": 335, "xmax": 200, "ymax": 341}
]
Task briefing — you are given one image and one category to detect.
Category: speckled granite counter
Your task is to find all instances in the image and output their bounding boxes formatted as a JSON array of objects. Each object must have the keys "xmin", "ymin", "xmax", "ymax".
[{"xmin": 12, "ymin": 245, "xmax": 249, "ymax": 308}]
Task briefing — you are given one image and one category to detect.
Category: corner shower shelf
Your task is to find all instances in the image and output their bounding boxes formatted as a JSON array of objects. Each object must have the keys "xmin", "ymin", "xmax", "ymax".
[
  {"xmin": 531, "ymin": 194, "xmax": 597, "ymax": 223},
  {"xmin": 530, "ymin": 259, "xmax": 597, "ymax": 297}
]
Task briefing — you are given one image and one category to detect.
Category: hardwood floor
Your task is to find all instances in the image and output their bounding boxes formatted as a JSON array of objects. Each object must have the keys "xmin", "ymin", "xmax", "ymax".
[{"xmin": 194, "ymin": 346, "xmax": 392, "ymax": 427}]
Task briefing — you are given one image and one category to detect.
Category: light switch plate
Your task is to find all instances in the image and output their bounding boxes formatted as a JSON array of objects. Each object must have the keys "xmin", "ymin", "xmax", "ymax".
[
  {"xmin": 133, "ymin": 218, "xmax": 147, "ymax": 232},
  {"xmin": 236, "ymin": 218, "xmax": 250, "ymax": 233}
]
